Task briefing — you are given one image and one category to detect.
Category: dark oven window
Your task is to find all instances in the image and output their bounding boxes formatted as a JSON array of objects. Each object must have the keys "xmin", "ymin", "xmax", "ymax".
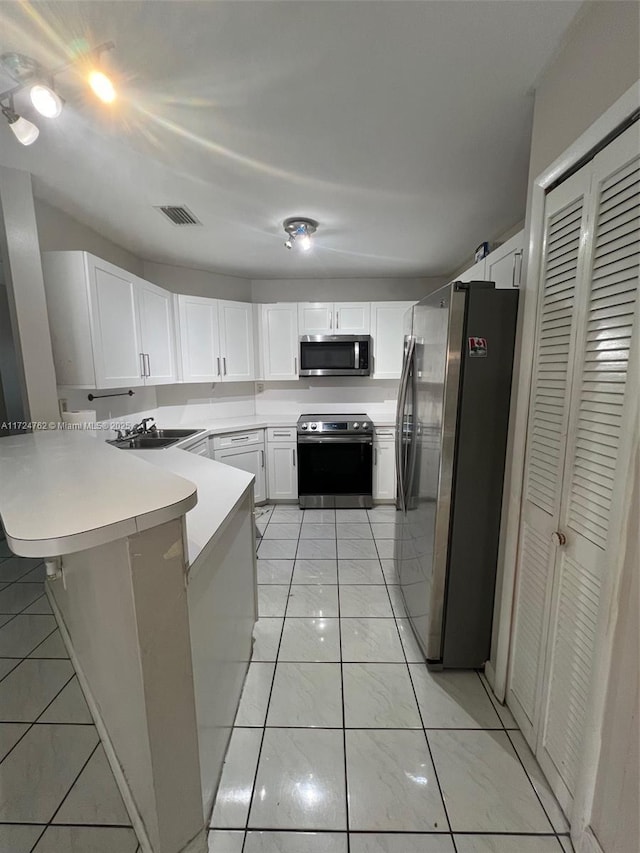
[{"xmin": 298, "ymin": 441, "xmax": 373, "ymax": 496}]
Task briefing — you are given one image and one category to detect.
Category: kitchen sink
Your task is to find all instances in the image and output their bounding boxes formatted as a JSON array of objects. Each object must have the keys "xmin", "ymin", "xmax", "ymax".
[
  {"xmin": 151, "ymin": 429, "xmax": 200, "ymax": 439},
  {"xmin": 107, "ymin": 427, "xmax": 203, "ymax": 450},
  {"xmin": 108, "ymin": 436, "xmax": 179, "ymax": 450}
]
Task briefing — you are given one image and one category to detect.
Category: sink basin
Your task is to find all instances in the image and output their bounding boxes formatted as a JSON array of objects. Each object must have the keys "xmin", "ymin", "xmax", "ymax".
[
  {"xmin": 152, "ymin": 429, "xmax": 200, "ymax": 439},
  {"xmin": 107, "ymin": 428, "xmax": 203, "ymax": 450},
  {"xmin": 108, "ymin": 436, "xmax": 179, "ymax": 450}
]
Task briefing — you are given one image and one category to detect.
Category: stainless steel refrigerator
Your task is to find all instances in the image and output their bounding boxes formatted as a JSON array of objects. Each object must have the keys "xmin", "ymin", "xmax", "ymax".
[{"xmin": 394, "ymin": 281, "xmax": 518, "ymax": 669}]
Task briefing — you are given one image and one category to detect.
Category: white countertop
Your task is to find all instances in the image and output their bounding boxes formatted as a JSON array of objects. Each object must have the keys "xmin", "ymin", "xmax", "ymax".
[
  {"xmin": 0, "ymin": 410, "xmax": 396, "ymax": 562},
  {"xmin": 131, "ymin": 448, "xmax": 253, "ymax": 568},
  {"xmin": 0, "ymin": 432, "xmax": 198, "ymax": 559}
]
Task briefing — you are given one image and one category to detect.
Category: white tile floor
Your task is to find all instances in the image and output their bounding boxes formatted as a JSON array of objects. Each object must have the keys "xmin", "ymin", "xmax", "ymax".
[
  {"xmin": 0, "ymin": 509, "xmax": 574, "ymax": 853},
  {"xmin": 210, "ymin": 505, "xmax": 573, "ymax": 852},
  {"xmin": 0, "ymin": 540, "xmax": 140, "ymax": 852}
]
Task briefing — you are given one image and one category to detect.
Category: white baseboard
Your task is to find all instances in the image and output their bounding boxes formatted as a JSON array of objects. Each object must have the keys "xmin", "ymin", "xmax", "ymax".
[{"xmin": 577, "ymin": 826, "xmax": 605, "ymax": 853}]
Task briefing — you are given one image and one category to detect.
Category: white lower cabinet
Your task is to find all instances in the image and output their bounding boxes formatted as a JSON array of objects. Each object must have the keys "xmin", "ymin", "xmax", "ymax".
[
  {"xmin": 267, "ymin": 440, "xmax": 298, "ymax": 501},
  {"xmin": 183, "ymin": 436, "xmax": 210, "ymax": 458},
  {"xmin": 373, "ymin": 430, "xmax": 396, "ymax": 501},
  {"xmin": 211, "ymin": 430, "xmax": 266, "ymax": 503}
]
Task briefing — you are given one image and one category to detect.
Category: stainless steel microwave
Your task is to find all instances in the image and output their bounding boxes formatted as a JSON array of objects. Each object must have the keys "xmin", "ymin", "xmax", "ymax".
[{"xmin": 299, "ymin": 335, "xmax": 372, "ymax": 377}]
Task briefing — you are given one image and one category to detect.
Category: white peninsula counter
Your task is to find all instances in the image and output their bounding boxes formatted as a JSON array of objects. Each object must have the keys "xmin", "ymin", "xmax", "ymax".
[{"xmin": 0, "ymin": 430, "xmax": 258, "ymax": 853}]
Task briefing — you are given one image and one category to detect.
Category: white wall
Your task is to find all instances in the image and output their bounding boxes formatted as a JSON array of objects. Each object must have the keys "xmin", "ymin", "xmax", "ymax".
[
  {"xmin": 35, "ymin": 198, "xmax": 144, "ymax": 277},
  {"xmin": 251, "ymin": 276, "xmax": 445, "ymax": 303},
  {"xmin": 0, "ymin": 169, "xmax": 59, "ymax": 422},
  {"xmin": 144, "ymin": 261, "xmax": 252, "ymax": 302},
  {"xmin": 528, "ymin": 1, "xmax": 640, "ymax": 181},
  {"xmin": 590, "ymin": 446, "xmax": 639, "ymax": 853}
]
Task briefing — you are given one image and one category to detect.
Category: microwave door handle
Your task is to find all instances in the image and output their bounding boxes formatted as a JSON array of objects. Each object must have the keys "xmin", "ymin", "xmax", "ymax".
[{"xmin": 354, "ymin": 341, "xmax": 359, "ymax": 369}]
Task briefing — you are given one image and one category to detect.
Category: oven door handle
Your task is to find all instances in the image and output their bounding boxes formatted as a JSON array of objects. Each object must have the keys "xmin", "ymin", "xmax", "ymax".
[{"xmin": 297, "ymin": 435, "xmax": 373, "ymax": 445}]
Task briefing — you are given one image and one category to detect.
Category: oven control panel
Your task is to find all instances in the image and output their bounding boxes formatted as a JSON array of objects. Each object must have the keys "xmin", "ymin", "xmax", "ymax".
[{"xmin": 297, "ymin": 416, "xmax": 372, "ymax": 434}]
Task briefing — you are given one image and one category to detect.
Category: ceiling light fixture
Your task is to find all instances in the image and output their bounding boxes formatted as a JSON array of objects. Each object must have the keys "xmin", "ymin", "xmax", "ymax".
[
  {"xmin": 1, "ymin": 100, "xmax": 39, "ymax": 145},
  {"xmin": 0, "ymin": 42, "xmax": 116, "ymax": 146},
  {"xmin": 88, "ymin": 70, "xmax": 116, "ymax": 104},
  {"xmin": 283, "ymin": 217, "xmax": 318, "ymax": 252},
  {"xmin": 29, "ymin": 83, "xmax": 63, "ymax": 118}
]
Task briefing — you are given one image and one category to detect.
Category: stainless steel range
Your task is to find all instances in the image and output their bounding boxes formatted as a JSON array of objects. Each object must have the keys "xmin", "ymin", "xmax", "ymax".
[{"xmin": 296, "ymin": 413, "xmax": 373, "ymax": 508}]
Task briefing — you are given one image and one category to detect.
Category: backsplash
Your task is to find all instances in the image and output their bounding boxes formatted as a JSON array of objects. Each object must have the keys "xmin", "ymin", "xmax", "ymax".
[
  {"xmin": 58, "ymin": 386, "xmax": 158, "ymax": 426},
  {"xmin": 255, "ymin": 378, "xmax": 399, "ymax": 417},
  {"xmin": 155, "ymin": 383, "xmax": 256, "ymax": 421}
]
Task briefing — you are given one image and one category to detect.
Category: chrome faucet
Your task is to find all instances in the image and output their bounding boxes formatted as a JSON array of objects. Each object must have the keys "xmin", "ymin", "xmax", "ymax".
[
  {"xmin": 134, "ymin": 417, "xmax": 157, "ymax": 435},
  {"xmin": 115, "ymin": 417, "xmax": 156, "ymax": 442}
]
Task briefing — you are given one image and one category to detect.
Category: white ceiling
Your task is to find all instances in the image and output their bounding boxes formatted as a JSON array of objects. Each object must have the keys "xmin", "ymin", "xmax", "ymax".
[{"xmin": 0, "ymin": 1, "xmax": 581, "ymax": 278}]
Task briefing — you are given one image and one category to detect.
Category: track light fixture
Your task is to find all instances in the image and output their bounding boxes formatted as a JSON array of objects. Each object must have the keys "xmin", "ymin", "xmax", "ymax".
[
  {"xmin": 283, "ymin": 218, "xmax": 318, "ymax": 252},
  {"xmin": 1, "ymin": 99, "xmax": 39, "ymax": 145},
  {"xmin": 0, "ymin": 42, "xmax": 116, "ymax": 146}
]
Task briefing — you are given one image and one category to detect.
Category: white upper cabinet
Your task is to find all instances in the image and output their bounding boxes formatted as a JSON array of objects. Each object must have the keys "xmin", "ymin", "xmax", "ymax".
[
  {"xmin": 370, "ymin": 301, "xmax": 415, "ymax": 379},
  {"xmin": 175, "ymin": 296, "xmax": 254, "ymax": 383},
  {"xmin": 298, "ymin": 302, "xmax": 370, "ymax": 335},
  {"xmin": 455, "ymin": 230, "xmax": 524, "ymax": 289},
  {"xmin": 90, "ymin": 260, "xmax": 144, "ymax": 388},
  {"xmin": 176, "ymin": 295, "xmax": 221, "ymax": 383},
  {"xmin": 42, "ymin": 251, "xmax": 177, "ymax": 389},
  {"xmin": 298, "ymin": 302, "xmax": 333, "ymax": 335},
  {"xmin": 261, "ymin": 303, "xmax": 299, "ymax": 381},
  {"xmin": 218, "ymin": 300, "xmax": 255, "ymax": 382},
  {"xmin": 136, "ymin": 279, "xmax": 177, "ymax": 384},
  {"xmin": 334, "ymin": 302, "xmax": 370, "ymax": 334},
  {"xmin": 486, "ymin": 231, "xmax": 524, "ymax": 289}
]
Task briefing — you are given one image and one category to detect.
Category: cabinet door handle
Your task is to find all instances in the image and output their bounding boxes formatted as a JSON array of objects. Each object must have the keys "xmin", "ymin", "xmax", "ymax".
[
  {"xmin": 261, "ymin": 449, "xmax": 265, "ymax": 468},
  {"xmin": 140, "ymin": 353, "xmax": 146, "ymax": 378},
  {"xmin": 231, "ymin": 435, "xmax": 250, "ymax": 442},
  {"xmin": 374, "ymin": 447, "xmax": 378, "ymax": 465},
  {"xmin": 216, "ymin": 357, "xmax": 221, "ymax": 377},
  {"xmin": 144, "ymin": 354, "xmax": 151, "ymax": 377},
  {"xmin": 292, "ymin": 448, "xmax": 296, "ymax": 467},
  {"xmin": 273, "ymin": 431, "xmax": 290, "ymax": 436},
  {"xmin": 329, "ymin": 311, "xmax": 332, "ymax": 330},
  {"xmin": 336, "ymin": 310, "xmax": 339, "ymax": 329},
  {"xmin": 223, "ymin": 357, "xmax": 227, "ymax": 376},
  {"xmin": 294, "ymin": 356, "xmax": 297, "ymax": 376},
  {"xmin": 512, "ymin": 250, "xmax": 523, "ymax": 288}
]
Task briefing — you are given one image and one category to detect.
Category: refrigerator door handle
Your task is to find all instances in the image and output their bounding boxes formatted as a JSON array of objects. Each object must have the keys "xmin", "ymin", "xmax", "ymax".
[{"xmin": 395, "ymin": 335, "xmax": 415, "ymax": 512}]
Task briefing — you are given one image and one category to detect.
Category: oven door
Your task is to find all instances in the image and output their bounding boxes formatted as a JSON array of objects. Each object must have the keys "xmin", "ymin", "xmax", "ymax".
[
  {"xmin": 299, "ymin": 336, "xmax": 371, "ymax": 376},
  {"xmin": 297, "ymin": 435, "xmax": 373, "ymax": 507}
]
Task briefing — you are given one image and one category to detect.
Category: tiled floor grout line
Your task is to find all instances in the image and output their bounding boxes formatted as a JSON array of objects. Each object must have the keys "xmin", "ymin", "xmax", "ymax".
[
  {"xmin": 475, "ymin": 667, "xmax": 564, "ymax": 835},
  {"xmin": 335, "ymin": 512, "xmax": 351, "ymax": 852},
  {"xmin": 369, "ymin": 510, "xmax": 459, "ymax": 853},
  {"xmin": 239, "ymin": 505, "xmax": 302, "ymax": 850},
  {"xmin": 46, "ymin": 740, "xmax": 102, "ymax": 827}
]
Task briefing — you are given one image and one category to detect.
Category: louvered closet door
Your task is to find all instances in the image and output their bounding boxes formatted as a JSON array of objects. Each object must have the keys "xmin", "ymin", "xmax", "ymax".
[
  {"xmin": 507, "ymin": 169, "xmax": 591, "ymax": 740},
  {"xmin": 538, "ymin": 124, "xmax": 639, "ymax": 807}
]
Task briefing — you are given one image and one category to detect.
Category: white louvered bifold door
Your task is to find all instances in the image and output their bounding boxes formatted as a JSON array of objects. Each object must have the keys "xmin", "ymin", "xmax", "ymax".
[
  {"xmin": 538, "ymin": 124, "xmax": 639, "ymax": 807},
  {"xmin": 507, "ymin": 169, "xmax": 591, "ymax": 740}
]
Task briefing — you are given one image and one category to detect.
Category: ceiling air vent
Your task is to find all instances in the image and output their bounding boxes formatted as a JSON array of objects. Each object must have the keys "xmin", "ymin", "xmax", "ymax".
[{"xmin": 155, "ymin": 205, "xmax": 202, "ymax": 226}]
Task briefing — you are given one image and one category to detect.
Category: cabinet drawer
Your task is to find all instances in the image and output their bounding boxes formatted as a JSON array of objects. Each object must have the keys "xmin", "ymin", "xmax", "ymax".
[
  {"xmin": 267, "ymin": 427, "xmax": 297, "ymax": 443},
  {"xmin": 212, "ymin": 430, "xmax": 264, "ymax": 450},
  {"xmin": 374, "ymin": 428, "xmax": 395, "ymax": 441}
]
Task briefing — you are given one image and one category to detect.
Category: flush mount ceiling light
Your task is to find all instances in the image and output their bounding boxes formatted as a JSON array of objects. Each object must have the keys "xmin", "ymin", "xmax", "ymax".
[
  {"xmin": 0, "ymin": 42, "xmax": 116, "ymax": 146},
  {"xmin": 283, "ymin": 217, "xmax": 318, "ymax": 252}
]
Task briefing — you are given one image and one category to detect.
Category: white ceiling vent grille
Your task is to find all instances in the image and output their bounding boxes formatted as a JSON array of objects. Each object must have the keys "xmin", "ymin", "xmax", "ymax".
[{"xmin": 155, "ymin": 205, "xmax": 202, "ymax": 226}]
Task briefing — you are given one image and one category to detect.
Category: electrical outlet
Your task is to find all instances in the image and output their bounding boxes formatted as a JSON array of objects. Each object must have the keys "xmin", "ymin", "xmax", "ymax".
[
  {"xmin": 255, "ymin": 381, "xmax": 264, "ymax": 394},
  {"xmin": 59, "ymin": 398, "xmax": 68, "ymax": 414}
]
